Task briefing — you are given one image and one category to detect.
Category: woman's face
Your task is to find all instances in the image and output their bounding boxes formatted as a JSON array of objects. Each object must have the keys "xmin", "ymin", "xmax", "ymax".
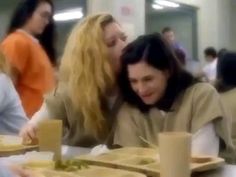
[
  {"xmin": 26, "ymin": 2, "xmax": 52, "ymax": 35},
  {"xmin": 128, "ymin": 61, "xmax": 169, "ymax": 105},
  {"xmin": 104, "ymin": 22, "xmax": 127, "ymax": 75}
]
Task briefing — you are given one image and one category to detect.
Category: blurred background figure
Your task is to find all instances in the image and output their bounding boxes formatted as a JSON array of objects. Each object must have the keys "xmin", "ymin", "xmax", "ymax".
[
  {"xmin": 162, "ymin": 26, "xmax": 187, "ymax": 57},
  {"xmin": 162, "ymin": 26, "xmax": 195, "ymax": 70},
  {"xmin": 202, "ymin": 47, "xmax": 218, "ymax": 82},
  {"xmin": 174, "ymin": 47, "xmax": 186, "ymax": 66},
  {"xmin": 1, "ymin": 0, "xmax": 56, "ymax": 118}
]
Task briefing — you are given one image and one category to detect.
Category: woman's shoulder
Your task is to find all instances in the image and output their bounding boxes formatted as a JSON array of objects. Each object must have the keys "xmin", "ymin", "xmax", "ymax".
[
  {"xmin": 119, "ymin": 102, "xmax": 150, "ymax": 117},
  {"xmin": 186, "ymin": 82, "xmax": 217, "ymax": 96},
  {"xmin": 220, "ymin": 88, "xmax": 236, "ymax": 104},
  {"xmin": 221, "ymin": 88, "xmax": 236, "ymax": 96},
  {"xmin": 120, "ymin": 102, "xmax": 138, "ymax": 112},
  {"xmin": 2, "ymin": 31, "xmax": 30, "ymax": 47}
]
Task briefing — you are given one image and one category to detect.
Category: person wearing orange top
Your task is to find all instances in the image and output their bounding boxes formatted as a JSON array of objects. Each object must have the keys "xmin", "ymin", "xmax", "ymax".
[{"xmin": 1, "ymin": 0, "xmax": 56, "ymax": 118}]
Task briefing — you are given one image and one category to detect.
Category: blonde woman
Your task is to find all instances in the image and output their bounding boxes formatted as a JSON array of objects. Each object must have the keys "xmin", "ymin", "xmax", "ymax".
[
  {"xmin": 0, "ymin": 52, "xmax": 27, "ymax": 134},
  {"xmin": 20, "ymin": 13, "xmax": 127, "ymax": 146}
]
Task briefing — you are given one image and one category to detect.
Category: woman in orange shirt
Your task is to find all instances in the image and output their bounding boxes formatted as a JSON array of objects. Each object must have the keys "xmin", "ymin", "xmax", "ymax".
[{"xmin": 1, "ymin": 0, "xmax": 56, "ymax": 118}]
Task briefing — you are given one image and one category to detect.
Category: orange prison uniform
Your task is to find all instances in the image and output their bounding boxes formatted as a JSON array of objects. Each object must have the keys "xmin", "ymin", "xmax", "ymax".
[{"xmin": 1, "ymin": 30, "xmax": 55, "ymax": 118}]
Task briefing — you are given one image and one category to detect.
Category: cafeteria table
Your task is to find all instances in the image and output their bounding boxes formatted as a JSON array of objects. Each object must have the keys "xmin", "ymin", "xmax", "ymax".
[
  {"xmin": 1, "ymin": 146, "xmax": 236, "ymax": 177},
  {"xmin": 64, "ymin": 146, "xmax": 236, "ymax": 177}
]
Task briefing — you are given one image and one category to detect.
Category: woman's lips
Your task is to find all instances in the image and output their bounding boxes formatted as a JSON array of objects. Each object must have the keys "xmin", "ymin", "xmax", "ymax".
[{"xmin": 140, "ymin": 92, "xmax": 153, "ymax": 99}]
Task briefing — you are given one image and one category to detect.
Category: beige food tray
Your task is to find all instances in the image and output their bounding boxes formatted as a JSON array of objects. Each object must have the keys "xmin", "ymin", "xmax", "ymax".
[
  {"xmin": 77, "ymin": 147, "xmax": 225, "ymax": 177},
  {"xmin": 30, "ymin": 165, "xmax": 146, "ymax": 177},
  {"xmin": 0, "ymin": 135, "xmax": 38, "ymax": 157}
]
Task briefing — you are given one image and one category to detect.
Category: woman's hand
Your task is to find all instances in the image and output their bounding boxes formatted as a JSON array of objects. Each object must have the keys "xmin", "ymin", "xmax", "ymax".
[{"xmin": 19, "ymin": 123, "xmax": 38, "ymax": 145}]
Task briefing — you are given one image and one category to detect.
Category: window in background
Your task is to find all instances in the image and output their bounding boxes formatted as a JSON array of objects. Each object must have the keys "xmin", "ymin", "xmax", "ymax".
[{"xmin": 145, "ymin": 0, "xmax": 198, "ymax": 61}]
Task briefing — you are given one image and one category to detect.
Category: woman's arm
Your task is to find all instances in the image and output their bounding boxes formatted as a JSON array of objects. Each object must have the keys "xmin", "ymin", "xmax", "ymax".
[
  {"xmin": 192, "ymin": 123, "xmax": 219, "ymax": 156},
  {"xmin": 20, "ymin": 88, "xmax": 66, "ymax": 142},
  {"xmin": 0, "ymin": 74, "xmax": 27, "ymax": 134},
  {"xmin": 19, "ymin": 103, "xmax": 49, "ymax": 141}
]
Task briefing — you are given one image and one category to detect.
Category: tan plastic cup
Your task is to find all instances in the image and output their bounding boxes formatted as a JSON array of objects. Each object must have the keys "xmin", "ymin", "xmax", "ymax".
[
  {"xmin": 159, "ymin": 132, "xmax": 191, "ymax": 177},
  {"xmin": 37, "ymin": 120, "xmax": 62, "ymax": 161}
]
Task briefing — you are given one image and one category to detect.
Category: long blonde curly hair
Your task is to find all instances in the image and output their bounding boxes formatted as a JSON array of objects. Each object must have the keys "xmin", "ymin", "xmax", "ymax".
[{"xmin": 59, "ymin": 13, "xmax": 116, "ymax": 140}]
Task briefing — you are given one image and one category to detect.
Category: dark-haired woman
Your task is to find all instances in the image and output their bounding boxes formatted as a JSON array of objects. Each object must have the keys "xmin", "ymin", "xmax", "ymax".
[
  {"xmin": 1, "ymin": 0, "xmax": 56, "ymax": 118},
  {"xmin": 215, "ymin": 52, "xmax": 236, "ymax": 162},
  {"xmin": 114, "ymin": 33, "xmax": 233, "ymax": 157}
]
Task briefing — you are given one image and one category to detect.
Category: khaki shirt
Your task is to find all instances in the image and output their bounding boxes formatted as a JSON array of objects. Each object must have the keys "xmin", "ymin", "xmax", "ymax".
[
  {"xmin": 45, "ymin": 83, "xmax": 122, "ymax": 147},
  {"xmin": 220, "ymin": 88, "xmax": 236, "ymax": 145},
  {"xmin": 114, "ymin": 83, "xmax": 233, "ymax": 153}
]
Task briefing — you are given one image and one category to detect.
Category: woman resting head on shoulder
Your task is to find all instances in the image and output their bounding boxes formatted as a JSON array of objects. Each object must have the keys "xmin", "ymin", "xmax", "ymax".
[
  {"xmin": 114, "ymin": 33, "xmax": 234, "ymax": 158},
  {"xmin": 20, "ymin": 13, "xmax": 127, "ymax": 147}
]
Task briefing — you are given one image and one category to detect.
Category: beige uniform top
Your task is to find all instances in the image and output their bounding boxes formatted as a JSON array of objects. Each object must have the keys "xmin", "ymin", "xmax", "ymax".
[
  {"xmin": 114, "ymin": 83, "xmax": 233, "ymax": 153},
  {"xmin": 220, "ymin": 88, "xmax": 236, "ymax": 145},
  {"xmin": 45, "ymin": 83, "xmax": 123, "ymax": 147}
]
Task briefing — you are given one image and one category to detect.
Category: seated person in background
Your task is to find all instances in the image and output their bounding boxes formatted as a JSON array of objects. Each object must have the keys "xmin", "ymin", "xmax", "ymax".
[
  {"xmin": 0, "ymin": 51, "xmax": 27, "ymax": 135},
  {"xmin": 20, "ymin": 13, "xmax": 127, "ymax": 147},
  {"xmin": 215, "ymin": 52, "xmax": 236, "ymax": 148},
  {"xmin": 198, "ymin": 47, "xmax": 218, "ymax": 82},
  {"xmin": 114, "ymin": 33, "xmax": 233, "ymax": 158}
]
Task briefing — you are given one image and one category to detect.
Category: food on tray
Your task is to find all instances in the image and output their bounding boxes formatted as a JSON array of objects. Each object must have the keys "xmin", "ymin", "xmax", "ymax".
[{"xmin": 55, "ymin": 159, "xmax": 89, "ymax": 172}]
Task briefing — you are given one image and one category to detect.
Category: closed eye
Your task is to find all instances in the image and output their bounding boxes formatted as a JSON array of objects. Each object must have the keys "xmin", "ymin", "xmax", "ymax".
[
  {"xmin": 129, "ymin": 78, "xmax": 137, "ymax": 84},
  {"xmin": 142, "ymin": 76, "xmax": 154, "ymax": 82}
]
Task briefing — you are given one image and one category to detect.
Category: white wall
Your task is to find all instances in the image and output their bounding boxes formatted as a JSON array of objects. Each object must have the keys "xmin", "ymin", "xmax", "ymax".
[
  {"xmin": 217, "ymin": 0, "xmax": 231, "ymax": 50},
  {"xmin": 88, "ymin": 0, "xmax": 234, "ymax": 61},
  {"xmin": 230, "ymin": 1, "xmax": 236, "ymax": 50},
  {"xmin": 87, "ymin": 0, "xmax": 145, "ymax": 40},
  {"xmin": 0, "ymin": 11, "xmax": 13, "ymax": 40}
]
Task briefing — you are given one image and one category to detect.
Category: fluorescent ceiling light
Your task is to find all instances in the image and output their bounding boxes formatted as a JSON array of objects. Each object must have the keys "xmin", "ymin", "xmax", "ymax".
[
  {"xmin": 155, "ymin": 0, "xmax": 180, "ymax": 8},
  {"xmin": 152, "ymin": 4, "xmax": 164, "ymax": 10},
  {"xmin": 53, "ymin": 8, "xmax": 83, "ymax": 22}
]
